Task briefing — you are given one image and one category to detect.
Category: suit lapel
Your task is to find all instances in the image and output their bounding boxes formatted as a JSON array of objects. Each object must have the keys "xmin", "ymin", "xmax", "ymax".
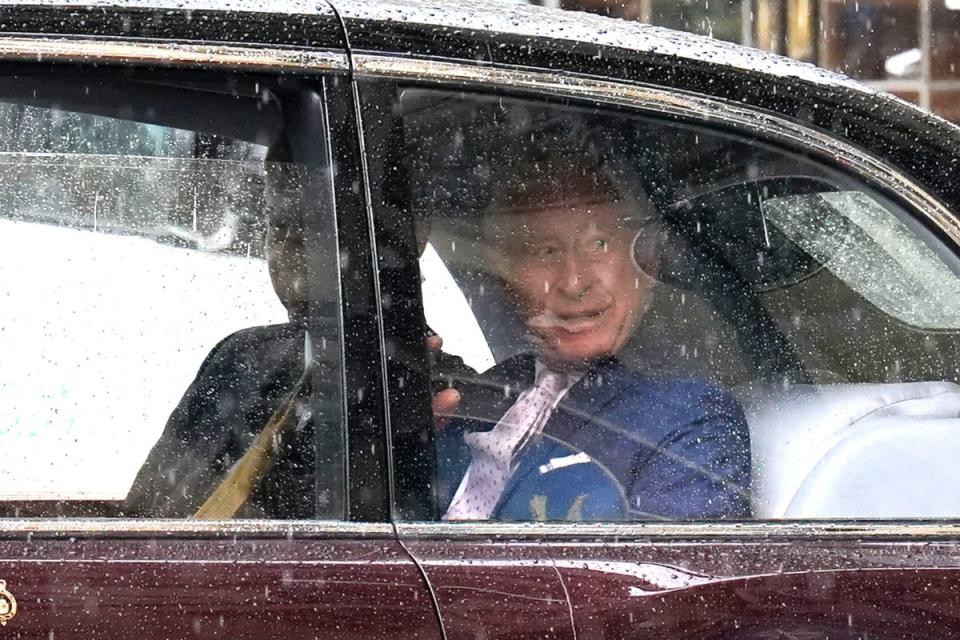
[
  {"xmin": 500, "ymin": 357, "xmax": 635, "ymax": 504},
  {"xmin": 544, "ymin": 357, "xmax": 634, "ymax": 446}
]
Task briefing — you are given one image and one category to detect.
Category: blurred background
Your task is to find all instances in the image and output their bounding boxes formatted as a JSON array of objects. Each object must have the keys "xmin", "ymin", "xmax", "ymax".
[{"xmin": 524, "ymin": 0, "xmax": 960, "ymax": 123}]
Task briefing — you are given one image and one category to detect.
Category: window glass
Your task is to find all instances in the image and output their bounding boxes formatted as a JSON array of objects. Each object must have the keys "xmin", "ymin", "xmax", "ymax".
[
  {"xmin": 762, "ymin": 191, "xmax": 960, "ymax": 328},
  {"xmin": 0, "ymin": 104, "xmax": 199, "ymax": 157},
  {"xmin": 0, "ymin": 78, "xmax": 343, "ymax": 519},
  {"xmin": 421, "ymin": 243, "xmax": 496, "ymax": 371},
  {"xmin": 365, "ymin": 85, "xmax": 960, "ymax": 522}
]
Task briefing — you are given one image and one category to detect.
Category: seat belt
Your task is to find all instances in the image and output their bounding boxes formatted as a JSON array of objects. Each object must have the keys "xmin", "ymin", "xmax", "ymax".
[{"xmin": 193, "ymin": 366, "xmax": 311, "ymax": 519}]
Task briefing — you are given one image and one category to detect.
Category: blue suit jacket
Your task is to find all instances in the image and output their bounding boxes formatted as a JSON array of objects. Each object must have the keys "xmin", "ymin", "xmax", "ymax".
[{"xmin": 436, "ymin": 355, "xmax": 752, "ymax": 521}]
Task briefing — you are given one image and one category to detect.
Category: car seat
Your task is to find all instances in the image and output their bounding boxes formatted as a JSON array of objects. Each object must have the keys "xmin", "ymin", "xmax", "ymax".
[{"xmin": 739, "ymin": 380, "xmax": 960, "ymax": 518}]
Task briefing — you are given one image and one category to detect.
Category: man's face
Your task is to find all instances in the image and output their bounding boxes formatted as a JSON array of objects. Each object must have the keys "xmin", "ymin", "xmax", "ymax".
[{"xmin": 498, "ymin": 200, "xmax": 654, "ymax": 368}]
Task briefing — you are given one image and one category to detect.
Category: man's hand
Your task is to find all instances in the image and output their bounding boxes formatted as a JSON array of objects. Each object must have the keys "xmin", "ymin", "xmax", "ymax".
[{"xmin": 427, "ymin": 333, "xmax": 461, "ymax": 429}]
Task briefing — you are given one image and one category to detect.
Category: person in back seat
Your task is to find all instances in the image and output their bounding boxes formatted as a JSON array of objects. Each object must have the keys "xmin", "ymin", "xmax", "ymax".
[
  {"xmin": 124, "ymin": 183, "xmax": 324, "ymax": 518},
  {"xmin": 126, "ymin": 170, "xmax": 464, "ymax": 518},
  {"xmin": 436, "ymin": 154, "xmax": 752, "ymax": 521}
]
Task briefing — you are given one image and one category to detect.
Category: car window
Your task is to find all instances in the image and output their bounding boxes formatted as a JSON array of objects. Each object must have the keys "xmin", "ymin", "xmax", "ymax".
[
  {"xmin": 0, "ymin": 76, "xmax": 345, "ymax": 520},
  {"xmin": 364, "ymin": 84, "xmax": 960, "ymax": 522},
  {"xmin": 761, "ymin": 190, "xmax": 960, "ymax": 328}
]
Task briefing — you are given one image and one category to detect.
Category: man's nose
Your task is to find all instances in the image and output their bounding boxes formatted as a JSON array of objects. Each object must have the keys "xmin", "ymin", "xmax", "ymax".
[{"xmin": 554, "ymin": 252, "xmax": 595, "ymax": 298}]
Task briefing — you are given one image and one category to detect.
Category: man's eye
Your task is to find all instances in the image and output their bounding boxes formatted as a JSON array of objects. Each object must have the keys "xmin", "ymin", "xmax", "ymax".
[
  {"xmin": 533, "ymin": 245, "xmax": 560, "ymax": 258},
  {"xmin": 591, "ymin": 238, "xmax": 609, "ymax": 252}
]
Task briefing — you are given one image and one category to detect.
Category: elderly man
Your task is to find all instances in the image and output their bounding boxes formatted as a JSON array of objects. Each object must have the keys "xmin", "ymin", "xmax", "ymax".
[{"xmin": 435, "ymin": 157, "xmax": 752, "ymax": 521}]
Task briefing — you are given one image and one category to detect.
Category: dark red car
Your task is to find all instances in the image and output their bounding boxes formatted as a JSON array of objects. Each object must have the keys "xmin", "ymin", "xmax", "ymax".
[{"xmin": 2, "ymin": 0, "xmax": 960, "ymax": 638}]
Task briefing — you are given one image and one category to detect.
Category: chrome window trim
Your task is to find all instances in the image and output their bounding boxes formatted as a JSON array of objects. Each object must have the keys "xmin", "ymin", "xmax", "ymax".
[
  {"xmin": 0, "ymin": 519, "xmax": 394, "ymax": 538},
  {"xmin": 0, "ymin": 36, "xmax": 348, "ymax": 72},
  {"xmin": 353, "ymin": 54, "xmax": 960, "ymax": 247},
  {"xmin": 397, "ymin": 521, "xmax": 960, "ymax": 540}
]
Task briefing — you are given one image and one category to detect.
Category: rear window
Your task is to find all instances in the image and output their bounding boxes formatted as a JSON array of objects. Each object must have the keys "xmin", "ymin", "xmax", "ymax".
[
  {"xmin": 0, "ymin": 75, "xmax": 345, "ymax": 520},
  {"xmin": 763, "ymin": 190, "xmax": 960, "ymax": 328}
]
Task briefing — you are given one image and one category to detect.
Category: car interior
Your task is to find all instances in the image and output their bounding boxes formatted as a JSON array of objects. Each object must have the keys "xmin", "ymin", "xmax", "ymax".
[
  {"xmin": 3, "ymin": 71, "xmax": 960, "ymax": 520},
  {"xmin": 0, "ymin": 68, "xmax": 343, "ymax": 517},
  {"xmin": 387, "ymin": 87, "xmax": 960, "ymax": 520}
]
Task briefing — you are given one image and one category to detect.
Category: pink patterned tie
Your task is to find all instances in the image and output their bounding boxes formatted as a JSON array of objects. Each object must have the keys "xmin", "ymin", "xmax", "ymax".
[{"xmin": 443, "ymin": 369, "xmax": 569, "ymax": 520}]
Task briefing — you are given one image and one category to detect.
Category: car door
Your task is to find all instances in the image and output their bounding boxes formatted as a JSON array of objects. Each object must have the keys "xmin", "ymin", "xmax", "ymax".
[
  {"xmin": 352, "ymin": 22, "xmax": 960, "ymax": 640},
  {"xmin": 0, "ymin": 6, "xmax": 439, "ymax": 639}
]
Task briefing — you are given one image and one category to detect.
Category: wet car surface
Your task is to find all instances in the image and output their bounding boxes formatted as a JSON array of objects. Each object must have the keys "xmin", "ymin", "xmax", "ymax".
[{"xmin": 1, "ymin": 0, "xmax": 960, "ymax": 638}]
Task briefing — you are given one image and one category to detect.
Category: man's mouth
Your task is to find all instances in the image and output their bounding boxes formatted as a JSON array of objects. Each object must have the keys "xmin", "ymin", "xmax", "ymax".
[{"xmin": 526, "ymin": 307, "xmax": 607, "ymax": 335}]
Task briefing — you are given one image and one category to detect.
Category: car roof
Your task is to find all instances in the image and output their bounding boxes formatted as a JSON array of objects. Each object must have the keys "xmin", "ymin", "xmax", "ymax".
[
  {"xmin": 0, "ymin": 0, "xmax": 865, "ymax": 94},
  {"xmin": 333, "ymin": 0, "xmax": 866, "ymax": 93},
  {"xmin": 0, "ymin": 0, "xmax": 332, "ymax": 13}
]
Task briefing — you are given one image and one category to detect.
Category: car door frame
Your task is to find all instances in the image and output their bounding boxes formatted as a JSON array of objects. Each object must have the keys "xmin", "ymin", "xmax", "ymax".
[
  {"xmin": 0, "ymin": 8, "xmax": 439, "ymax": 638},
  {"xmin": 348, "ymin": 36, "xmax": 960, "ymax": 640}
]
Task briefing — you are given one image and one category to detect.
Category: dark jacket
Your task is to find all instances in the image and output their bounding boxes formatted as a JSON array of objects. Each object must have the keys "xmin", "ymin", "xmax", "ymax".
[
  {"xmin": 124, "ymin": 323, "xmax": 313, "ymax": 518},
  {"xmin": 125, "ymin": 322, "xmax": 469, "ymax": 519}
]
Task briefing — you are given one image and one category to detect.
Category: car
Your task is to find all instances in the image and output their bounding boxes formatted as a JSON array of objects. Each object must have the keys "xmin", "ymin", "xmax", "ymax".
[{"xmin": 2, "ymin": 0, "xmax": 960, "ymax": 637}]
